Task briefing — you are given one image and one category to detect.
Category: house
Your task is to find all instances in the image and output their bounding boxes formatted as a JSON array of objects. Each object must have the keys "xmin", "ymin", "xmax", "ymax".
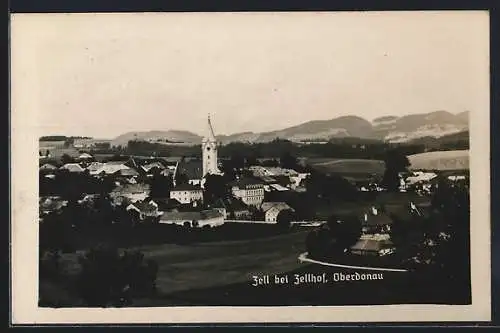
[
  {"xmin": 78, "ymin": 153, "xmax": 93, "ymax": 160},
  {"xmin": 60, "ymin": 163, "xmax": 85, "ymax": 173},
  {"xmin": 92, "ymin": 162, "xmax": 133, "ymax": 176},
  {"xmin": 169, "ymin": 183, "xmax": 203, "ymax": 205},
  {"xmin": 126, "ymin": 200, "xmax": 163, "ymax": 220},
  {"xmin": 39, "ymin": 163, "xmax": 57, "ymax": 171},
  {"xmin": 174, "ymin": 159, "xmax": 204, "ymax": 186},
  {"xmin": 230, "ymin": 177, "xmax": 265, "ymax": 207},
  {"xmin": 110, "ymin": 183, "xmax": 150, "ymax": 204},
  {"xmin": 159, "ymin": 209, "xmax": 224, "ymax": 228},
  {"xmin": 360, "ymin": 206, "xmax": 393, "ymax": 234},
  {"xmin": 350, "ymin": 239, "xmax": 395, "ymax": 256},
  {"xmin": 154, "ymin": 198, "xmax": 182, "ymax": 211},
  {"xmin": 141, "ymin": 161, "xmax": 166, "ymax": 174},
  {"xmin": 260, "ymin": 202, "xmax": 294, "ymax": 223},
  {"xmin": 212, "ymin": 197, "xmax": 251, "ymax": 219}
]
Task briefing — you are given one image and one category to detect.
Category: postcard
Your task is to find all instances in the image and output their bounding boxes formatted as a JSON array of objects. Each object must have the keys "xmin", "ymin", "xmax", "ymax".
[{"xmin": 10, "ymin": 10, "xmax": 491, "ymax": 324}]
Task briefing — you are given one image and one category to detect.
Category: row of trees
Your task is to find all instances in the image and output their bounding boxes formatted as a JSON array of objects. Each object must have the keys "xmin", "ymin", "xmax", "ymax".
[{"xmin": 82, "ymin": 136, "xmax": 468, "ymax": 162}]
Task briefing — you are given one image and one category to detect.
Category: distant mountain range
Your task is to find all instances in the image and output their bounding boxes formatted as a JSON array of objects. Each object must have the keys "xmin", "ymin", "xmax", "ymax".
[{"xmin": 111, "ymin": 110, "xmax": 469, "ymax": 146}]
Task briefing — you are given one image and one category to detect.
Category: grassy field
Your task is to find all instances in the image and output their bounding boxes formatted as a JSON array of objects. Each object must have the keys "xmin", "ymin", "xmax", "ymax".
[
  {"xmin": 312, "ymin": 192, "xmax": 431, "ymax": 220},
  {"xmin": 408, "ymin": 150, "xmax": 469, "ymax": 171},
  {"xmin": 50, "ymin": 220, "xmax": 469, "ymax": 307},
  {"xmin": 305, "ymin": 158, "xmax": 386, "ymax": 175}
]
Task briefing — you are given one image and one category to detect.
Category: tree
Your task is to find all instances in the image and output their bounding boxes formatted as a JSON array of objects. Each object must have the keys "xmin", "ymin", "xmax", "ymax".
[
  {"xmin": 326, "ymin": 214, "xmax": 362, "ymax": 253},
  {"xmin": 280, "ymin": 151, "xmax": 298, "ymax": 169},
  {"xmin": 381, "ymin": 149, "xmax": 410, "ymax": 191},
  {"xmin": 175, "ymin": 173, "xmax": 189, "ymax": 186},
  {"xmin": 61, "ymin": 153, "xmax": 74, "ymax": 165},
  {"xmin": 76, "ymin": 246, "xmax": 158, "ymax": 307},
  {"xmin": 203, "ymin": 174, "xmax": 229, "ymax": 204},
  {"xmin": 149, "ymin": 174, "xmax": 173, "ymax": 198},
  {"xmin": 276, "ymin": 209, "xmax": 295, "ymax": 229}
]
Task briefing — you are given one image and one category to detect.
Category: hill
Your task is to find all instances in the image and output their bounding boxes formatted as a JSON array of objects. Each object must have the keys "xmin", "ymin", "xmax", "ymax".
[{"xmin": 108, "ymin": 111, "xmax": 470, "ymax": 146}]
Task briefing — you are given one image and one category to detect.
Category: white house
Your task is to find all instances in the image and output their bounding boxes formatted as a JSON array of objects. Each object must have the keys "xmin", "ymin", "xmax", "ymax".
[
  {"xmin": 126, "ymin": 200, "xmax": 163, "ymax": 220},
  {"xmin": 159, "ymin": 209, "xmax": 224, "ymax": 228},
  {"xmin": 169, "ymin": 183, "xmax": 203, "ymax": 205},
  {"xmin": 60, "ymin": 163, "xmax": 85, "ymax": 173},
  {"xmin": 230, "ymin": 177, "xmax": 265, "ymax": 207},
  {"xmin": 261, "ymin": 202, "xmax": 294, "ymax": 223}
]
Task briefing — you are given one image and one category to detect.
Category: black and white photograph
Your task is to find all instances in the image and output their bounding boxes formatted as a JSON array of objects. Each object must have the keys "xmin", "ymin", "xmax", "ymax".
[{"xmin": 11, "ymin": 11, "xmax": 491, "ymax": 323}]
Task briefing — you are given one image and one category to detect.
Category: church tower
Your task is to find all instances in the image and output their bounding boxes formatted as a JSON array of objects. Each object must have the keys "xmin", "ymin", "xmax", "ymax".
[{"xmin": 202, "ymin": 114, "xmax": 220, "ymax": 177}]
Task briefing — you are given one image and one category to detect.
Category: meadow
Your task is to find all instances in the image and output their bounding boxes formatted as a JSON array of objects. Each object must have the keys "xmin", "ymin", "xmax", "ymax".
[{"xmin": 408, "ymin": 149, "xmax": 469, "ymax": 171}]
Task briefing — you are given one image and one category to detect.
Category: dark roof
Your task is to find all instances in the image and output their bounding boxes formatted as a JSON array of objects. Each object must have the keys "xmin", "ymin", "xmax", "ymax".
[
  {"xmin": 155, "ymin": 198, "xmax": 181, "ymax": 210},
  {"xmin": 172, "ymin": 183, "xmax": 202, "ymax": 191},
  {"xmin": 213, "ymin": 197, "xmax": 249, "ymax": 212},
  {"xmin": 176, "ymin": 159, "xmax": 203, "ymax": 180},
  {"xmin": 229, "ymin": 177, "xmax": 264, "ymax": 188},
  {"xmin": 258, "ymin": 176, "xmax": 278, "ymax": 184}
]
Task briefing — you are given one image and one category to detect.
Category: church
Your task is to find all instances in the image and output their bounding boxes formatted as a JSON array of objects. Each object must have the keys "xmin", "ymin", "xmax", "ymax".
[{"xmin": 173, "ymin": 115, "xmax": 222, "ymax": 188}]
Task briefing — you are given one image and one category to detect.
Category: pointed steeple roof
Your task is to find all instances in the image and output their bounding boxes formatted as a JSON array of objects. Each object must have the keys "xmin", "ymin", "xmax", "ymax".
[{"xmin": 206, "ymin": 114, "xmax": 217, "ymax": 142}]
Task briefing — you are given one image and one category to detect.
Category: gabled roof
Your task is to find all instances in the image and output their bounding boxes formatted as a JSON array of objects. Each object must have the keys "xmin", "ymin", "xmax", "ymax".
[
  {"xmin": 60, "ymin": 163, "xmax": 84, "ymax": 173},
  {"xmin": 95, "ymin": 163, "xmax": 131, "ymax": 175},
  {"xmin": 78, "ymin": 153, "xmax": 93, "ymax": 159},
  {"xmin": 141, "ymin": 162, "xmax": 166, "ymax": 172},
  {"xmin": 127, "ymin": 200, "xmax": 159, "ymax": 214},
  {"xmin": 261, "ymin": 202, "xmax": 291, "ymax": 212},
  {"xmin": 40, "ymin": 163, "xmax": 57, "ymax": 170},
  {"xmin": 214, "ymin": 197, "xmax": 249, "ymax": 212},
  {"xmin": 176, "ymin": 159, "xmax": 203, "ymax": 180},
  {"xmin": 350, "ymin": 239, "xmax": 394, "ymax": 252}
]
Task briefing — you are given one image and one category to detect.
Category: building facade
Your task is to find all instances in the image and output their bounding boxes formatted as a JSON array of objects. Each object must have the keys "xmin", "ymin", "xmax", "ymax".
[
  {"xmin": 202, "ymin": 115, "xmax": 221, "ymax": 178},
  {"xmin": 230, "ymin": 178, "xmax": 265, "ymax": 207},
  {"xmin": 169, "ymin": 183, "xmax": 203, "ymax": 205}
]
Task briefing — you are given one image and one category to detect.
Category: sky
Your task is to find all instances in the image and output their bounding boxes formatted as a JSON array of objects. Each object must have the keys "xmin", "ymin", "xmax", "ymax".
[{"xmin": 12, "ymin": 11, "xmax": 489, "ymax": 139}]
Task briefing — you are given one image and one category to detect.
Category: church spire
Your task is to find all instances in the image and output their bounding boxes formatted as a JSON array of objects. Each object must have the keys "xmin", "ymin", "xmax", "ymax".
[{"xmin": 207, "ymin": 113, "xmax": 217, "ymax": 142}]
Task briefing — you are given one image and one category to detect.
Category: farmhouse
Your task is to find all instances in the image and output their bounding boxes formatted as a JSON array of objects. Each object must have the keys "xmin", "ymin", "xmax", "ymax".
[
  {"xmin": 39, "ymin": 163, "xmax": 57, "ymax": 171},
  {"xmin": 126, "ymin": 200, "xmax": 163, "ymax": 220},
  {"xmin": 260, "ymin": 202, "xmax": 294, "ymax": 223},
  {"xmin": 110, "ymin": 183, "xmax": 150, "ymax": 204},
  {"xmin": 159, "ymin": 209, "xmax": 224, "ymax": 228},
  {"xmin": 212, "ymin": 197, "xmax": 251, "ymax": 219},
  {"xmin": 350, "ymin": 238, "xmax": 395, "ymax": 256},
  {"xmin": 169, "ymin": 183, "xmax": 203, "ymax": 205},
  {"xmin": 60, "ymin": 163, "xmax": 85, "ymax": 173}
]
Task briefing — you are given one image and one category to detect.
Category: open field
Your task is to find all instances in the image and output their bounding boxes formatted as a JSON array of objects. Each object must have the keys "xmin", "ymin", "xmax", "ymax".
[
  {"xmin": 305, "ymin": 158, "xmax": 386, "ymax": 177},
  {"xmin": 408, "ymin": 149, "xmax": 469, "ymax": 171},
  {"xmin": 49, "ymin": 214, "xmax": 468, "ymax": 307}
]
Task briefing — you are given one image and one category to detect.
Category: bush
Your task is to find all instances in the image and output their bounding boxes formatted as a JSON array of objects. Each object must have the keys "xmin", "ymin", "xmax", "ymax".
[{"xmin": 76, "ymin": 245, "xmax": 158, "ymax": 307}]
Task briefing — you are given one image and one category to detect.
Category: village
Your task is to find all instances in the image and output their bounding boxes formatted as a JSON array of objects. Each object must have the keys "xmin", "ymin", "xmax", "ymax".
[{"xmin": 38, "ymin": 116, "xmax": 469, "ymax": 260}]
